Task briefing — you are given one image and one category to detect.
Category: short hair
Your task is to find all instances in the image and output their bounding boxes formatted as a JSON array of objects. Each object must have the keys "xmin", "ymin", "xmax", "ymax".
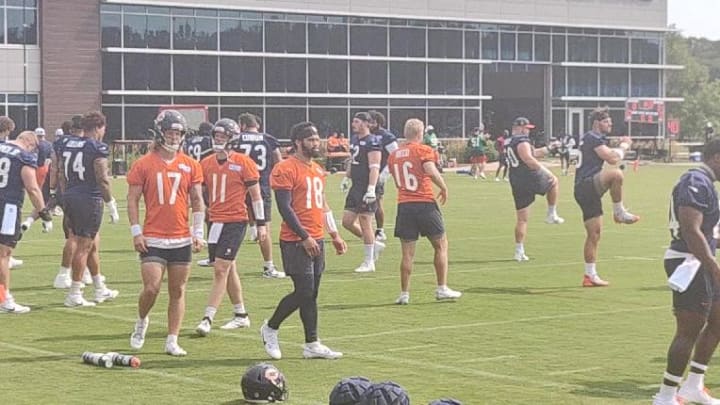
[
  {"xmin": 61, "ymin": 120, "xmax": 73, "ymax": 135},
  {"xmin": 238, "ymin": 113, "xmax": 258, "ymax": 129},
  {"xmin": 368, "ymin": 110, "xmax": 386, "ymax": 128},
  {"xmin": 198, "ymin": 121, "xmax": 213, "ymax": 136},
  {"xmin": 71, "ymin": 115, "xmax": 83, "ymax": 130},
  {"xmin": 0, "ymin": 116, "xmax": 15, "ymax": 132},
  {"xmin": 81, "ymin": 111, "xmax": 106, "ymax": 133},
  {"xmin": 703, "ymin": 138, "xmax": 720, "ymax": 161},
  {"xmin": 353, "ymin": 112, "xmax": 372, "ymax": 122},
  {"xmin": 403, "ymin": 118, "xmax": 424, "ymax": 139},
  {"xmin": 590, "ymin": 107, "xmax": 611, "ymax": 122},
  {"xmin": 254, "ymin": 114, "xmax": 263, "ymax": 129},
  {"xmin": 16, "ymin": 130, "xmax": 38, "ymax": 149},
  {"xmin": 290, "ymin": 121, "xmax": 318, "ymax": 143}
]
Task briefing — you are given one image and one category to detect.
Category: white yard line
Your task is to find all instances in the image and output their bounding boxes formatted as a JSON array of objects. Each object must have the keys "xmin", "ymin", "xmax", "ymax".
[
  {"xmin": 548, "ymin": 366, "xmax": 603, "ymax": 376},
  {"xmin": 456, "ymin": 355, "xmax": 520, "ymax": 363}
]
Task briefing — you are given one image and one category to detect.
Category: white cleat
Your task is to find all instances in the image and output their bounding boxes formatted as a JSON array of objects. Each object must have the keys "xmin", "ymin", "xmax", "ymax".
[
  {"xmin": 0, "ymin": 298, "xmax": 31, "ymax": 314},
  {"xmin": 436, "ymin": 287, "xmax": 462, "ymax": 301},
  {"xmin": 94, "ymin": 287, "xmax": 119, "ymax": 303},
  {"xmin": 495, "ymin": 177, "xmax": 500, "ymax": 182},
  {"xmin": 220, "ymin": 315, "xmax": 251, "ymax": 330},
  {"xmin": 260, "ymin": 321, "xmax": 282, "ymax": 360},
  {"xmin": 165, "ymin": 342, "xmax": 187, "ymax": 357},
  {"xmin": 9, "ymin": 257, "xmax": 23, "ymax": 269},
  {"xmin": 373, "ymin": 241, "xmax": 386, "ymax": 262},
  {"xmin": 614, "ymin": 210, "xmax": 640, "ymax": 225},
  {"xmin": 545, "ymin": 215, "xmax": 565, "ymax": 224},
  {"xmin": 678, "ymin": 384, "xmax": 720, "ymax": 405},
  {"xmin": 263, "ymin": 265, "xmax": 286, "ymax": 279},
  {"xmin": 354, "ymin": 261, "xmax": 375, "ymax": 273},
  {"xmin": 395, "ymin": 293, "xmax": 410, "ymax": 305},
  {"xmin": 375, "ymin": 229, "xmax": 387, "ymax": 242},
  {"xmin": 651, "ymin": 394, "xmax": 681, "ymax": 405},
  {"xmin": 196, "ymin": 317, "xmax": 212, "ymax": 337},
  {"xmin": 196, "ymin": 259, "xmax": 214, "ymax": 267},
  {"xmin": 303, "ymin": 341, "xmax": 343, "ymax": 359},
  {"xmin": 514, "ymin": 251, "xmax": 530, "ymax": 262},
  {"xmin": 81, "ymin": 269, "xmax": 93, "ymax": 285},
  {"xmin": 53, "ymin": 273, "xmax": 72, "ymax": 289},
  {"xmin": 64, "ymin": 294, "xmax": 96, "ymax": 308},
  {"xmin": 130, "ymin": 317, "xmax": 149, "ymax": 350}
]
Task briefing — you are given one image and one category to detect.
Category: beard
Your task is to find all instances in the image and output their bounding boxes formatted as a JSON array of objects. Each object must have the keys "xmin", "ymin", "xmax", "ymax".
[{"xmin": 301, "ymin": 144, "xmax": 321, "ymax": 159}]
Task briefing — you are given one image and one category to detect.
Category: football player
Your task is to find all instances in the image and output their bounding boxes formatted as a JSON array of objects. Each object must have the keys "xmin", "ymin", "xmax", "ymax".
[
  {"xmin": 127, "ymin": 110, "xmax": 205, "ymax": 356},
  {"xmin": 387, "ymin": 118, "xmax": 461, "ymax": 305},
  {"xmin": 368, "ymin": 110, "xmax": 398, "ymax": 242},
  {"xmin": 195, "ymin": 118, "xmax": 265, "ymax": 336},
  {"xmin": 558, "ymin": 131, "xmax": 575, "ymax": 176},
  {"xmin": 183, "ymin": 121, "xmax": 213, "ymax": 162},
  {"xmin": 0, "ymin": 116, "xmax": 24, "ymax": 270}
]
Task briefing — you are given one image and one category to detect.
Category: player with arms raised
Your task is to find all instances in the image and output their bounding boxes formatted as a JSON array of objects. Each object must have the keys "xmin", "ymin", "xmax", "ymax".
[
  {"xmin": 127, "ymin": 110, "xmax": 205, "ymax": 356},
  {"xmin": 388, "ymin": 118, "xmax": 461, "ymax": 305}
]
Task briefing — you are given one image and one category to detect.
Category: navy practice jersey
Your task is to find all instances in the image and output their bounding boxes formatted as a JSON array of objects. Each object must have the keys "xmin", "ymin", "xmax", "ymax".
[
  {"xmin": 506, "ymin": 135, "xmax": 534, "ymax": 182},
  {"xmin": 374, "ymin": 127, "xmax": 398, "ymax": 171},
  {"xmin": 184, "ymin": 135, "xmax": 213, "ymax": 162},
  {"xmin": 57, "ymin": 135, "xmax": 109, "ymax": 198},
  {"xmin": 37, "ymin": 139, "xmax": 53, "ymax": 167},
  {"xmin": 349, "ymin": 133, "xmax": 383, "ymax": 188},
  {"xmin": 229, "ymin": 131, "xmax": 279, "ymax": 186},
  {"xmin": 575, "ymin": 131, "xmax": 607, "ymax": 184},
  {"xmin": 669, "ymin": 167, "xmax": 720, "ymax": 254},
  {"xmin": 0, "ymin": 142, "xmax": 37, "ymax": 206},
  {"xmin": 53, "ymin": 135, "xmax": 67, "ymax": 159}
]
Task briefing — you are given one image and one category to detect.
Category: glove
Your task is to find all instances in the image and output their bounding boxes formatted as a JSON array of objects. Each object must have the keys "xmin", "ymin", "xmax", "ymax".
[
  {"xmin": 38, "ymin": 207, "xmax": 52, "ymax": 222},
  {"xmin": 47, "ymin": 189, "xmax": 58, "ymax": 209},
  {"xmin": 106, "ymin": 198, "xmax": 120, "ymax": 224},
  {"xmin": 340, "ymin": 177, "xmax": 351, "ymax": 194},
  {"xmin": 21, "ymin": 217, "xmax": 34, "ymax": 232},
  {"xmin": 42, "ymin": 220, "xmax": 53, "ymax": 233},
  {"xmin": 363, "ymin": 187, "xmax": 377, "ymax": 204}
]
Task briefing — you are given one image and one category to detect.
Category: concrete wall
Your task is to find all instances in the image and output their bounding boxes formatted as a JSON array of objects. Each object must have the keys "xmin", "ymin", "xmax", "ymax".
[
  {"xmin": 0, "ymin": 48, "xmax": 41, "ymax": 93},
  {"xmin": 113, "ymin": 0, "xmax": 667, "ymax": 30}
]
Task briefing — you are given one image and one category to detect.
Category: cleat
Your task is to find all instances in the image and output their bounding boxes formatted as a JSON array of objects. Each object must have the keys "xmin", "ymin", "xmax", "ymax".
[
  {"xmin": 545, "ymin": 215, "xmax": 565, "ymax": 224},
  {"xmin": 9, "ymin": 257, "xmax": 23, "ymax": 269},
  {"xmin": 130, "ymin": 317, "xmax": 149, "ymax": 350},
  {"xmin": 495, "ymin": 177, "xmax": 500, "ymax": 182},
  {"xmin": 262, "ymin": 265, "xmax": 286, "ymax": 279},
  {"xmin": 196, "ymin": 317, "xmax": 212, "ymax": 336},
  {"xmin": 678, "ymin": 385, "xmax": 720, "ymax": 405},
  {"xmin": 64, "ymin": 294, "xmax": 96, "ymax": 308},
  {"xmin": 53, "ymin": 273, "xmax": 72, "ymax": 289},
  {"xmin": 0, "ymin": 298, "xmax": 30, "ymax": 314},
  {"xmin": 354, "ymin": 261, "xmax": 375, "ymax": 273},
  {"xmin": 514, "ymin": 251, "xmax": 529, "ymax": 262},
  {"xmin": 583, "ymin": 274, "xmax": 609, "ymax": 287},
  {"xmin": 303, "ymin": 341, "xmax": 343, "ymax": 359},
  {"xmin": 220, "ymin": 315, "xmax": 251, "ymax": 330},
  {"xmin": 197, "ymin": 259, "xmax": 214, "ymax": 267},
  {"xmin": 614, "ymin": 211, "xmax": 640, "ymax": 225},
  {"xmin": 94, "ymin": 287, "xmax": 119, "ymax": 303},
  {"xmin": 260, "ymin": 321, "xmax": 282, "ymax": 360},
  {"xmin": 164, "ymin": 342, "xmax": 187, "ymax": 357},
  {"xmin": 373, "ymin": 241, "xmax": 386, "ymax": 262},
  {"xmin": 82, "ymin": 269, "xmax": 93, "ymax": 285},
  {"xmin": 395, "ymin": 293, "xmax": 409, "ymax": 305},
  {"xmin": 436, "ymin": 287, "xmax": 462, "ymax": 300},
  {"xmin": 375, "ymin": 229, "xmax": 387, "ymax": 242},
  {"xmin": 651, "ymin": 394, "xmax": 681, "ymax": 405}
]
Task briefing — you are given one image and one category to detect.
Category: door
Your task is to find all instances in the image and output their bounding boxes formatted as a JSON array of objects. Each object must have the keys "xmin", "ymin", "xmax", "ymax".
[{"xmin": 568, "ymin": 108, "xmax": 584, "ymax": 137}]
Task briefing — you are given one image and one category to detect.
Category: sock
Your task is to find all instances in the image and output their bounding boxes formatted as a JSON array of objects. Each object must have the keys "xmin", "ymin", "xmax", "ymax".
[
  {"xmin": 264, "ymin": 260, "xmax": 274, "ymax": 269},
  {"xmin": 437, "ymin": 284, "xmax": 447, "ymax": 291},
  {"xmin": 58, "ymin": 266, "xmax": 70, "ymax": 276},
  {"xmin": 613, "ymin": 202, "xmax": 625, "ymax": 216},
  {"xmin": 233, "ymin": 303, "xmax": 246, "ymax": 316},
  {"xmin": 686, "ymin": 361, "xmax": 708, "ymax": 388},
  {"xmin": 166, "ymin": 334, "xmax": 178, "ymax": 345},
  {"xmin": 658, "ymin": 371, "xmax": 683, "ymax": 399},
  {"xmin": 376, "ymin": 228, "xmax": 384, "ymax": 234},
  {"xmin": 364, "ymin": 244, "xmax": 374, "ymax": 263},
  {"xmin": 204, "ymin": 306, "xmax": 217, "ymax": 321},
  {"xmin": 584, "ymin": 263, "xmax": 597, "ymax": 277},
  {"xmin": 92, "ymin": 275, "xmax": 105, "ymax": 289},
  {"xmin": 70, "ymin": 281, "xmax": 83, "ymax": 296},
  {"xmin": 547, "ymin": 205, "xmax": 557, "ymax": 217},
  {"xmin": 399, "ymin": 291, "xmax": 409, "ymax": 296},
  {"xmin": 515, "ymin": 243, "xmax": 524, "ymax": 253}
]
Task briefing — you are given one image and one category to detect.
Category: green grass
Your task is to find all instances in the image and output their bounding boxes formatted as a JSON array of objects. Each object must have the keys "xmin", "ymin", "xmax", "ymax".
[{"xmin": 0, "ymin": 164, "xmax": 701, "ymax": 404}]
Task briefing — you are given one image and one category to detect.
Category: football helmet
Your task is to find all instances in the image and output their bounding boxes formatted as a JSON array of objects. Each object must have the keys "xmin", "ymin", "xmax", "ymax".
[
  {"xmin": 357, "ymin": 382, "xmax": 409, "ymax": 405},
  {"xmin": 154, "ymin": 109, "xmax": 187, "ymax": 152},
  {"xmin": 198, "ymin": 121, "xmax": 214, "ymax": 137},
  {"xmin": 428, "ymin": 399, "xmax": 463, "ymax": 405},
  {"xmin": 329, "ymin": 376, "xmax": 372, "ymax": 405},
  {"xmin": 212, "ymin": 118, "xmax": 241, "ymax": 152},
  {"xmin": 241, "ymin": 363, "xmax": 289, "ymax": 403}
]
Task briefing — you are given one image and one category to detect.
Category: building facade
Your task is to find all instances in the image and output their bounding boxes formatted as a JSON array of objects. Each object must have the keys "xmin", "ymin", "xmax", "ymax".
[{"xmin": 6, "ymin": 0, "xmax": 674, "ymax": 140}]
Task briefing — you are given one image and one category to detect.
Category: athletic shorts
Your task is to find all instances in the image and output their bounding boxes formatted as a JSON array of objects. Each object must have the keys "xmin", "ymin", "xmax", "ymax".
[
  {"xmin": 140, "ymin": 245, "xmax": 192, "ymax": 266},
  {"xmin": 246, "ymin": 183, "xmax": 273, "ymax": 222},
  {"xmin": 376, "ymin": 180, "xmax": 385, "ymax": 197},
  {"xmin": 394, "ymin": 202, "xmax": 445, "ymax": 241},
  {"xmin": 63, "ymin": 193, "xmax": 104, "ymax": 239},
  {"xmin": 469, "ymin": 154, "xmax": 487, "ymax": 164},
  {"xmin": 207, "ymin": 222, "xmax": 247, "ymax": 261},
  {"xmin": 0, "ymin": 201, "xmax": 22, "ymax": 248},
  {"xmin": 279, "ymin": 239, "xmax": 325, "ymax": 276},
  {"xmin": 510, "ymin": 171, "xmax": 554, "ymax": 210},
  {"xmin": 574, "ymin": 173, "xmax": 606, "ymax": 221},
  {"xmin": 665, "ymin": 258, "xmax": 720, "ymax": 317},
  {"xmin": 344, "ymin": 185, "xmax": 377, "ymax": 214}
]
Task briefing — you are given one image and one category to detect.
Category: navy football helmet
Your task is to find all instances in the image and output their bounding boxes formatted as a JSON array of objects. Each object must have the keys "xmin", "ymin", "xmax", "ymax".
[
  {"xmin": 241, "ymin": 363, "xmax": 289, "ymax": 403},
  {"xmin": 357, "ymin": 382, "xmax": 409, "ymax": 405},
  {"xmin": 153, "ymin": 109, "xmax": 187, "ymax": 152},
  {"xmin": 329, "ymin": 376, "xmax": 372, "ymax": 405}
]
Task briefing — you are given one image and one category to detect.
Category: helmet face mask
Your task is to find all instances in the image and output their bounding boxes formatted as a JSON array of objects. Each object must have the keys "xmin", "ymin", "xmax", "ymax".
[
  {"xmin": 154, "ymin": 110, "xmax": 188, "ymax": 153},
  {"xmin": 212, "ymin": 118, "xmax": 240, "ymax": 153},
  {"xmin": 241, "ymin": 363, "xmax": 289, "ymax": 403}
]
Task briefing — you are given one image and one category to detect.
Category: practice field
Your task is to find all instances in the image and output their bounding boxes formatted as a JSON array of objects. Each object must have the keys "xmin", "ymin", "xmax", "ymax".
[{"xmin": 0, "ymin": 164, "xmax": 704, "ymax": 404}]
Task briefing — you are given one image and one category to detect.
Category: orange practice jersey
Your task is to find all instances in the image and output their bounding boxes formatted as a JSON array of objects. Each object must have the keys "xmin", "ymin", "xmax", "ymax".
[
  {"xmin": 127, "ymin": 151, "xmax": 203, "ymax": 239},
  {"xmin": 387, "ymin": 142, "xmax": 437, "ymax": 204},
  {"xmin": 270, "ymin": 156, "xmax": 326, "ymax": 242},
  {"xmin": 200, "ymin": 152, "xmax": 259, "ymax": 223}
]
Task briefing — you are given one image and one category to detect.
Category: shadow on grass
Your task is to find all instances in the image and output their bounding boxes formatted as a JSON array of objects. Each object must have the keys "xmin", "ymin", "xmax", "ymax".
[
  {"xmin": 1, "ymin": 354, "xmax": 70, "ymax": 364},
  {"xmin": 415, "ymin": 258, "xmax": 516, "ymax": 266},
  {"xmin": 569, "ymin": 379, "xmax": 657, "ymax": 401},
  {"xmin": 463, "ymin": 286, "xmax": 579, "ymax": 295}
]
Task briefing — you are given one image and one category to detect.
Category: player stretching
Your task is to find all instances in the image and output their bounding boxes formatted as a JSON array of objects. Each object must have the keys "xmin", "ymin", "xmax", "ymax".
[
  {"xmin": 574, "ymin": 107, "xmax": 638, "ymax": 287},
  {"xmin": 127, "ymin": 110, "xmax": 205, "ymax": 356},
  {"xmin": 195, "ymin": 119, "xmax": 265, "ymax": 335}
]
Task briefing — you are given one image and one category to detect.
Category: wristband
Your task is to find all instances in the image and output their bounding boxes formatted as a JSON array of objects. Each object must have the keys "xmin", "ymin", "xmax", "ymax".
[
  {"xmin": 130, "ymin": 224, "xmax": 142, "ymax": 237},
  {"xmin": 324, "ymin": 211, "xmax": 338, "ymax": 234},
  {"xmin": 192, "ymin": 211, "xmax": 205, "ymax": 239},
  {"xmin": 252, "ymin": 199, "xmax": 265, "ymax": 221}
]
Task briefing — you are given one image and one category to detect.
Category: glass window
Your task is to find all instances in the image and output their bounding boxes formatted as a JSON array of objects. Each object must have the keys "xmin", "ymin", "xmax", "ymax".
[
  {"xmin": 428, "ymin": 109, "xmax": 463, "ymax": 137},
  {"xmin": 0, "ymin": 10, "xmax": 4, "ymax": 44},
  {"xmin": 568, "ymin": 36, "xmax": 597, "ymax": 62},
  {"xmin": 389, "ymin": 27, "xmax": 425, "ymax": 57},
  {"xmin": 308, "ymin": 23, "xmax": 347, "ymax": 54},
  {"xmin": 389, "ymin": 108, "xmax": 425, "ymax": 136},
  {"xmin": 552, "ymin": 109, "xmax": 566, "ymax": 138},
  {"xmin": 102, "ymin": 53, "xmax": 122, "ymax": 90},
  {"xmin": 265, "ymin": 58, "xmax": 306, "ymax": 93},
  {"xmin": 101, "ymin": 13, "xmax": 122, "ymax": 47},
  {"xmin": 600, "ymin": 68, "xmax": 628, "ymax": 97},
  {"xmin": 309, "ymin": 60, "xmax": 348, "ymax": 93},
  {"xmin": 266, "ymin": 108, "xmax": 307, "ymax": 139},
  {"xmin": 8, "ymin": 104, "xmax": 38, "ymax": 138},
  {"xmin": 101, "ymin": 106, "xmax": 122, "ymax": 142},
  {"xmin": 631, "ymin": 69, "xmax": 659, "ymax": 97},
  {"xmin": 428, "ymin": 63, "xmax": 463, "ymax": 95},
  {"xmin": 500, "ymin": 32, "xmax": 516, "ymax": 60},
  {"xmin": 552, "ymin": 35, "xmax": 565, "ymax": 62},
  {"xmin": 350, "ymin": 61, "xmax": 387, "ymax": 94},
  {"xmin": 220, "ymin": 19, "xmax": 262, "ymax": 51},
  {"xmin": 220, "ymin": 56, "xmax": 263, "ymax": 92},
  {"xmin": 465, "ymin": 64, "xmax": 479, "ymax": 95},
  {"xmin": 147, "ymin": 15, "xmax": 171, "ymax": 48},
  {"xmin": 517, "ymin": 33, "xmax": 532, "ymax": 61},
  {"xmin": 124, "ymin": 54, "xmax": 171, "ymax": 90},
  {"xmin": 600, "ymin": 37, "xmax": 628, "ymax": 63},
  {"xmin": 631, "ymin": 38, "xmax": 660, "ymax": 64},
  {"xmin": 123, "ymin": 14, "xmax": 147, "ymax": 48},
  {"xmin": 567, "ymin": 67, "xmax": 598, "ymax": 96},
  {"xmin": 309, "ymin": 108, "xmax": 348, "ymax": 137},
  {"xmin": 173, "ymin": 17, "xmax": 194, "ymax": 50},
  {"xmin": 173, "ymin": 55, "xmax": 217, "ymax": 91},
  {"xmin": 390, "ymin": 62, "xmax": 425, "ymax": 94},
  {"xmin": 428, "ymin": 29, "xmax": 462, "ymax": 58},
  {"xmin": 350, "ymin": 25, "xmax": 387, "ymax": 56},
  {"xmin": 125, "ymin": 107, "xmax": 159, "ymax": 140},
  {"xmin": 482, "ymin": 31, "xmax": 498, "ymax": 59},
  {"xmin": 532, "ymin": 34, "xmax": 549, "ymax": 62},
  {"xmin": 465, "ymin": 31, "xmax": 480, "ymax": 59},
  {"xmin": 7, "ymin": 8, "xmax": 36, "ymax": 44},
  {"xmin": 194, "ymin": 17, "xmax": 218, "ymax": 50},
  {"xmin": 265, "ymin": 21, "xmax": 306, "ymax": 53},
  {"xmin": 553, "ymin": 66, "xmax": 565, "ymax": 97}
]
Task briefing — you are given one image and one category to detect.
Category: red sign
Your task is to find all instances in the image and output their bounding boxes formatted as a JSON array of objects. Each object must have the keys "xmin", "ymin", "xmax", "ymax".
[
  {"xmin": 625, "ymin": 99, "xmax": 665, "ymax": 124},
  {"xmin": 667, "ymin": 119, "xmax": 680, "ymax": 136}
]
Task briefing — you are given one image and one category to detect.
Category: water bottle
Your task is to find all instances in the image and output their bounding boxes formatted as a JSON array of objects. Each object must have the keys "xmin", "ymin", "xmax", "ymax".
[
  {"xmin": 81, "ymin": 352, "xmax": 113, "ymax": 368},
  {"xmin": 106, "ymin": 352, "xmax": 141, "ymax": 368}
]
